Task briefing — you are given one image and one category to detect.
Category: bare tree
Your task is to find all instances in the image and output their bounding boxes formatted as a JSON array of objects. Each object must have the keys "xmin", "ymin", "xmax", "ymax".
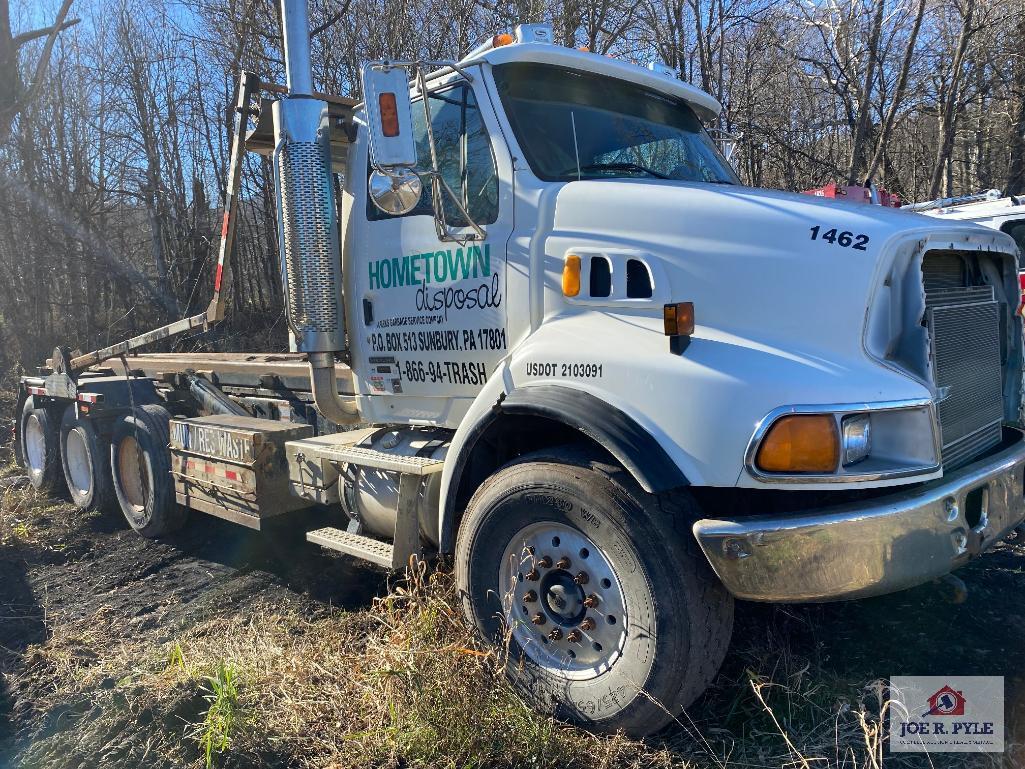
[{"xmin": 0, "ymin": 0, "xmax": 78, "ymax": 140}]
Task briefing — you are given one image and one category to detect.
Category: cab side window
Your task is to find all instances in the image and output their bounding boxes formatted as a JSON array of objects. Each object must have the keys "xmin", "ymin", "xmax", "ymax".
[{"xmin": 368, "ymin": 83, "xmax": 499, "ymax": 226}]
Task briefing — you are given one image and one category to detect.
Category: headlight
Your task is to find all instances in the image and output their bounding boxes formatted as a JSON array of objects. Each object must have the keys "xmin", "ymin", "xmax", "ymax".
[
  {"xmin": 755, "ymin": 414, "xmax": 839, "ymax": 473},
  {"xmin": 748, "ymin": 400, "xmax": 941, "ymax": 483},
  {"xmin": 842, "ymin": 414, "xmax": 871, "ymax": 466}
]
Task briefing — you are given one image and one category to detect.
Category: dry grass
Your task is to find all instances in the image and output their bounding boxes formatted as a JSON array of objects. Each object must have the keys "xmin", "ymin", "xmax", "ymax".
[
  {"xmin": 1, "ymin": 451, "xmax": 1018, "ymax": 768},
  {"xmin": 5, "ymin": 553, "xmax": 910, "ymax": 769}
]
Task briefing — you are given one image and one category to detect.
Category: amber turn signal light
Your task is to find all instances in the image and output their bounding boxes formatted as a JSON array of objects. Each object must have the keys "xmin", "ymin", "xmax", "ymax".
[
  {"xmin": 663, "ymin": 302, "xmax": 695, "ymax": 336},
  {"xmin": 563, "ymin": 255, "xmax": 581, "ymax": 297},
  {"xmin": 756, "ymin": 414, "xmax": 839, "ymax": 473},
  {"xmin": 378, "ymin": 92, "xmax": 399, "ymax": 137}
]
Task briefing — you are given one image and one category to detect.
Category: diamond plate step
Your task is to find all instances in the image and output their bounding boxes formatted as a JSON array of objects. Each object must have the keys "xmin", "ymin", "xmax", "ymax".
[
  {"xmin": 306, "ymin": 526, "xmax": 394, "ymax": 568},
  {"xmin": 324, "ymin": 445, "xmax": 444, "ymax": 475}
]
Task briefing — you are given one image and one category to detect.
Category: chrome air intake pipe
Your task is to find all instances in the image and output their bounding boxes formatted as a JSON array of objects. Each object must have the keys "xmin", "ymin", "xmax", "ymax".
[{"xmin": 274, "ymin": 0, "xmax": 358, "ymax": 424}]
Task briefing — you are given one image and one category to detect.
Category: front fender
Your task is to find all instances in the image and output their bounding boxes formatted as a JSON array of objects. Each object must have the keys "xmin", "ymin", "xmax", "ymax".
[{"xmin": 437, "ymin": 372, "xmax": 687, "ymax": 552}]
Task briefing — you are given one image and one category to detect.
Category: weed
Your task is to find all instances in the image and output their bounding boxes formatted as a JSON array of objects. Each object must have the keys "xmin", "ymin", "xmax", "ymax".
[
  {"xmin": 168, "ymin": 641, "xmax": 188, "ymax": 673},
  {"xmin": 196, "ymin": 662, "xmax": 242, "ymax": 769}
]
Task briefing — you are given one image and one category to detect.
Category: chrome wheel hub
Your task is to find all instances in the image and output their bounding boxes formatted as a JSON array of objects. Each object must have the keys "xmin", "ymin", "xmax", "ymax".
[
  {"xmin": 500, "ymin": 522, "xmax": 627, "ymax": 676},
  {"xmin": 66, "ymin": 428, "xmax": 91, "ymax": 495},
  {"xmin": 25, "ymin": 414, "xmax": 45, "ymax": 471}
]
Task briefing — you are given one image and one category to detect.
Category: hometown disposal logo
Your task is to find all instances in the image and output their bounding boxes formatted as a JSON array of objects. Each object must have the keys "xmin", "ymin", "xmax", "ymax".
[{"xmin": 890, "ymin": 676, "xmax": 1003, "ymax": 753}]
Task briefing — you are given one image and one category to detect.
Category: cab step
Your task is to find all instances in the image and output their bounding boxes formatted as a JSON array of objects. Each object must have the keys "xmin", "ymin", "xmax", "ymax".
[
  {"xmin": 317, "ymin": 444, "xmax": 444, "ymax": 475},
  {"xmin": 291, "ymin": 432, "xmax": 445, "ymax": 569},
  {"xmin": 306, "ymin": 526, "xmax": 395, "ymax": 568}
]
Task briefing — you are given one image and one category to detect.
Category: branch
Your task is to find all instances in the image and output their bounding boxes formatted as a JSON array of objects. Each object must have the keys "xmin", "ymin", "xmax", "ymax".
[
  {"xmin": 16, "ymin": 0, "xmax": 76, "ymax": 110},
  {"xmin": 11, "ymin": 17, "xmax": 80, "ymax": 49}
]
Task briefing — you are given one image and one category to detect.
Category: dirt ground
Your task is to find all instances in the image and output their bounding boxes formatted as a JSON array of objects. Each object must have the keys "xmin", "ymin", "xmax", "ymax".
[{"xmin": 1, "ymin": 457, "xmax": 1024, "ymax": 767}]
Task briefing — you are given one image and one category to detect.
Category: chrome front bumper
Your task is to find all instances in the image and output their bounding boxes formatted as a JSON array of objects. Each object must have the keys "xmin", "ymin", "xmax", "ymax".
[{"xmin": 693, "ymin": 430, "xmax": 1025, "ymax": 602}]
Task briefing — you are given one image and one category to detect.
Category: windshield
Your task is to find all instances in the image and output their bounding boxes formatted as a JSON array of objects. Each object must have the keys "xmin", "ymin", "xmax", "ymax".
[{"xmin": 492, "ymin": 62, "xmax": 740, "ymax": 185}]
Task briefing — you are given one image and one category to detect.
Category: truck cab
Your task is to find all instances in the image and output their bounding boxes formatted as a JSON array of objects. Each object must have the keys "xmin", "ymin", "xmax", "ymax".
[{"xmin": 16, "ymin": 13, "xmax": 1025, "ymax": 739}]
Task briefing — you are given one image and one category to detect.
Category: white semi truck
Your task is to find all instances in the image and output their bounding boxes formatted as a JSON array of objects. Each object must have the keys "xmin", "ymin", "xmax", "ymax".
[{"xmin": 14, "ymin": 1, "xmax": 1025, "ymax": 736}]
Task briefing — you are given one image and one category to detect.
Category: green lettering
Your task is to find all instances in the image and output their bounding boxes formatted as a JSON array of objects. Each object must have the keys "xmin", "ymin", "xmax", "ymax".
[
  {"xmin": 411, "ymin": 253, "xmax": 421, "ymax": 284},
  {"xmin": 434, "ymin": 250, "xmax": 448, "ymax": 282},
  {"xmin": 421, "ymin": 252, "xmax": 433, "ymax": 284},
  {"xmin": 471, "ymin": 244, "xmax": 491, "ymax": 277},
  {"xmin": 368, "ymin": 259, "xmax": 381, "ymax": 290},
  {"xmin": 446, "ymin": 247, "xmax": 473, "ymax": 280},
  {"xmin": 390, "ymin": 255, "xmax": 411, "ymax": 286}
]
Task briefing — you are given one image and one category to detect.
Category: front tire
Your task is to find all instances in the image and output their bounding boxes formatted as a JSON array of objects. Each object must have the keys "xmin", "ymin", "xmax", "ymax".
[
  {"xmin": 455, "ymin": 448, "xmax": 734, "ymax": 737},
  {"xmin": 110, "ymin": 404, "xmax": 185, "ymax": 537}
]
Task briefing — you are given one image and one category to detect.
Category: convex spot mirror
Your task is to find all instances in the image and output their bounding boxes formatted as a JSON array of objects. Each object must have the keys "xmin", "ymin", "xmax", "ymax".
[
  {"xmin": 361, "ymin": 63, "xmax": 417, "ymax": 169},
  {"xmin": 368, "ymin": 168, "xmax": 422, "ymax": 215}
]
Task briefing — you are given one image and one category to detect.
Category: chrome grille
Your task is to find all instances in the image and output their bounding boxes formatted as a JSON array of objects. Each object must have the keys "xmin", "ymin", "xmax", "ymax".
[{"xmin": 926, "ymin": 291, "xmax": 1003, "ymax": 468}]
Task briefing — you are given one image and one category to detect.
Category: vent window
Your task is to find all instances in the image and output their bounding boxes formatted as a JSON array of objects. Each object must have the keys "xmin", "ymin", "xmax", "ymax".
[
  {"xmin": 626, "ymin": 259, "xmax": 652, "ymax": 298},
  {"xmin": 589, "ymin": 257, "xmax": 611, "ymax": 297}
]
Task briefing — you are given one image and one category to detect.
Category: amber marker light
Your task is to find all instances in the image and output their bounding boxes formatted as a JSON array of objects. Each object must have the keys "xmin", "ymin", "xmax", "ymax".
[
  {"xmin": 663, "ymin": 302, "xmax": 695, "ymax": 337},
  {"xmin": 563, "ymin": 255, "xmax": 581, "ymax": 297},
  {"xmin": 756, "ymin": 414, "xmax": 839, "ymax": 473},
  {"xmin": 492, "ymin": 33, "xmax": 514, "ymax": 47},
  {"xmin": 378, "ymin": 93, "xmax": 400, "ymax": 137}
]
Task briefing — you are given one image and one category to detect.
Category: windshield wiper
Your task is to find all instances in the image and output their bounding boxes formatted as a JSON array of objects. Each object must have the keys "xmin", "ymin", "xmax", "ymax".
[{"xmin": 572, "ymin": 162, "xmax": 670, "ymax": 180}]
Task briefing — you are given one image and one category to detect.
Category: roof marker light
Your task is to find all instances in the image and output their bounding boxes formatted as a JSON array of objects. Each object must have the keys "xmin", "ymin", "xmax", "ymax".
[
  {"xmin": 515, "ymin": 23, "xmax": 554, "ymax": 44},
  {"xmin": 648, "ymin": 61, "xmax": 678, "ymax": 78},
  {"xmin": 492, "ymin": 33, "xmax": 514, "ymax": 47}
]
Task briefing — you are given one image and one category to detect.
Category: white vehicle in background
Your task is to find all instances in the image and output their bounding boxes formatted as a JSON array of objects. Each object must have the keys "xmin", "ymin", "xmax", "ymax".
[
  {"xmin": 906, "ymin": 189, "xmax": 1025, "ymax": 248},
  {"xmin": 14, "ymin": 1, "xmax": 1025, "ymax": 737},
  {"xmin": 907, "ymin": 190, "xmax": 1025, "ymax": 311}
]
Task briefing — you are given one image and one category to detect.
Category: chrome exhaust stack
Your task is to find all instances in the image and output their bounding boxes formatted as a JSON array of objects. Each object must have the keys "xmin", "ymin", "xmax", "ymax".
[{"xmin": 274, "ymin": 0, "xmax": 358, "ymax": 424}]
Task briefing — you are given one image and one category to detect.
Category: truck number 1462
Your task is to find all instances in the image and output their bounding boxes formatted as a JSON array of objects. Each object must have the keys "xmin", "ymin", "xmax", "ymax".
[{"xmin": 809, "ymin": 226, "xmax": 870, "ymax": 251}]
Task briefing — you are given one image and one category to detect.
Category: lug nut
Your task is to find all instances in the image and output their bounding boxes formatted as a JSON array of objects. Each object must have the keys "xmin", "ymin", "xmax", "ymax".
[
  {"xmin": 582, "ymin": 594, "xmax": 599, "ymax": 608},
  {"xmin": 567, "ymin": 629, "xmax": 582, "ymax": 643},
  {"xmin": 531, "ymin": 613, "xmax": 547, "ymax": 626},
  {"xmin": 556, "ymin": 556, "xmax": 572, "ymax": 570},
  {"xmin": 580, "ymin": 617, "xmax": 596, "ymax": 631},
  {"xmin": 525, "ymin": 568, "xmax": 540, "ymax": 582},
  {"xmin": 548, "ymin": 628, "xmax": 563, "ymax": 641},
  {"xmin": 537, "ymin": 555, "xmax": 552, "ymax": 569},
  {"xmin": 574, "ymin": 571, "xmax": 589, "ymax": 585},
  {"xmin": 523, "ymin": 590, "xmax": 538, "ymax": 603}
]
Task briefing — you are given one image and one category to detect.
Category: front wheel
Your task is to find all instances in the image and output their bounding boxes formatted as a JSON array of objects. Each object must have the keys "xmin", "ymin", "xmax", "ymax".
[{"xmin": 455, "ymin": 448, "xmax": 734, "ymax": 737}]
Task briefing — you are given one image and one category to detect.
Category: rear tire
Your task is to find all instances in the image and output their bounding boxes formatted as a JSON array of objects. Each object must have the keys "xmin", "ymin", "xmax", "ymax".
[
  {"xmin": 19, "ymin": 398, "xmax": 62, "ymax": 491},
  {"xmin": 60, "ymin": 406, "xmax": 114, "ymax": 511},
  {"xmin": 110, "ymin": 404, "xmax": 185, "ymax": 537},
  {"xmin": 455, "ymin": 447, "xmax": 734, "ymax": 737}
]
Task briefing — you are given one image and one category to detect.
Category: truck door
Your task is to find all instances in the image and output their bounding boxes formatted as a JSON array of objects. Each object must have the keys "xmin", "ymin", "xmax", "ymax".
[{"xmin": 352, "ymin": 77, "xmax": 512, "ymax": 411}]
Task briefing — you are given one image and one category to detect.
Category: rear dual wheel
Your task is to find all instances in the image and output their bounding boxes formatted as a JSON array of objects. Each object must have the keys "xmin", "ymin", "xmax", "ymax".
[
  {"xmin": 110, "ymin": 404, "xmax": 186, "ymax": 537},
  {"xmin": 18, "ymin": 398, "xmax": 62, "ymax": 491},
  {"xmin": 456, "ymin": 448, "xmax": 734, "ymax": 737},
  {"xmin": 60, "ymin": 407, "xmax": 114, "ymax": 511}
]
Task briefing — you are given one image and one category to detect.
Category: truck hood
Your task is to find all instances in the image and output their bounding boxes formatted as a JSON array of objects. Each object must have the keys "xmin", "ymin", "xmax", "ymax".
[{"xmin": 546, "ymin": 180, "xmax": 1017, "ymax": 360}]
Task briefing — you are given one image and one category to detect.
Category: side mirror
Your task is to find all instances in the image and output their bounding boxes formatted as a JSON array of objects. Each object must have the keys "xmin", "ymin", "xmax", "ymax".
[
  {"xmin": 361, "ymin": 63, "xmax": 417, "ymax": 170},
  {"xmin": 368, "ymin": 168, "xmax": 423, "ymax": 215}
]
